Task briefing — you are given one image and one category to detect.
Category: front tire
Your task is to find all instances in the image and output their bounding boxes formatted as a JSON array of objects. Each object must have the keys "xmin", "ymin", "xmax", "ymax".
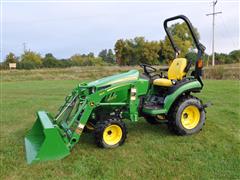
[
  {"xmin": 94, "ymin": 118, "xmax": 127, "ymax": 148},
  {"xmin": 168, "ymin": 95, "xmax": 206, "ymax": 135}
]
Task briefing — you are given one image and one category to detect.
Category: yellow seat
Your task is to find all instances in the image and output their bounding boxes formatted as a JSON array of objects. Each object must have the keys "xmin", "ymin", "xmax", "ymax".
[
  {"xmin": 153, "ymin": 78, "xmax": 173, "ymax": 87},
  {"xmin": 153, "ymin": 58, "xmax": 187, "ymax": 87}
]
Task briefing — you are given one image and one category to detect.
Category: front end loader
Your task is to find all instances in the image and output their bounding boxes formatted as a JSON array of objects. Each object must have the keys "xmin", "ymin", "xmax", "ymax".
[{"xmin": 25, "ymin": 15, "xmax": 209, "ymax": 164}]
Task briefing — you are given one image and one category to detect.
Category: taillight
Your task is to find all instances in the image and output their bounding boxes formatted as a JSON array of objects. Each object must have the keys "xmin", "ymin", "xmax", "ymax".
[{"xmin": 197, "ymin": 59, "xmax": 203, "ymax": 68}]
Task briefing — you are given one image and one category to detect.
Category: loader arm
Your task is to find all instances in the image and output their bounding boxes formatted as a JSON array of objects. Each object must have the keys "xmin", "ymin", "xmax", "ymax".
[
  {"xmin": 24, "ymin": 78, "xmax": 148, "ymax": 164},
  {"xmin": 68, "ymin": 81, "xmax": 144, "ymax": 148}
]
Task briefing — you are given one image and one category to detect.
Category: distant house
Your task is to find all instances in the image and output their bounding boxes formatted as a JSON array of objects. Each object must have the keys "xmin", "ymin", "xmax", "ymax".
[{"xmin": 9, "ymin": 63, "xmax": 17, "ymax": 69}]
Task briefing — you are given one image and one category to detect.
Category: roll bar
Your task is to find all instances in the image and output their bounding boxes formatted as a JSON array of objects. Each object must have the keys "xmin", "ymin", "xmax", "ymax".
[
  {"xmin": 163, "ymin": 15, "xmax": 206, "ymax": 86},
  {"xmin": 163, "ymin": 15, "xmax": 206, "ymax": 55}
]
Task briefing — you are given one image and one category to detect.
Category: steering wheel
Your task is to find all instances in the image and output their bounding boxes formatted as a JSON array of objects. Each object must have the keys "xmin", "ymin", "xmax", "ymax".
[{"xmin": 140, "ymin": 63, "xmax": 157, "ymax": 76}]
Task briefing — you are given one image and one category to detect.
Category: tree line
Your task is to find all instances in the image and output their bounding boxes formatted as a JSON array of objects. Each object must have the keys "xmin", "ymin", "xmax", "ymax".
[
  {"xmin": 1, "ymin": 49, "xmax": 115, "ymax": 70},
  {"xmin": 1, "ymin": 22, "xmax": 239, "ymax": 69}
]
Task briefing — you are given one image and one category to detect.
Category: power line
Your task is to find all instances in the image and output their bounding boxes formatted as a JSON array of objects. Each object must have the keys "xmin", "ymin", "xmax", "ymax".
[{"xmin": 206, "ymin": 0, "xmax": 222, "ymax": 66}]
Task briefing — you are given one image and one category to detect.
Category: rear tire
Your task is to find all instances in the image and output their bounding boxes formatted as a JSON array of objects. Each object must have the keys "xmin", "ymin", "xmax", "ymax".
[
  {"xmin": 94, "ymin": 118, "xmax": 127, "ymax": 148},
  {"xmin": 168, "ymin": 95, "xmax": 206, "ymax": 135}
]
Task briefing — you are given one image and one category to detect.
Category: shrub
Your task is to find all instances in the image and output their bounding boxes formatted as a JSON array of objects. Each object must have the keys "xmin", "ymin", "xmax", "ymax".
[
  {"xmin": 42, "ymin": 53, "xmax": 60, "ymax": 68},
  {"xmin": 21, "ymin": 51, "xmax": 42, "ymax": 65},
  {"xmin": 17, "ymin": 60, "xmax": 39, "ymax": 69}
]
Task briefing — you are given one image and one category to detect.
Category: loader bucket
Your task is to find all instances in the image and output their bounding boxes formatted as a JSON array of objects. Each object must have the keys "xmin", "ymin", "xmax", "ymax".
[{"xmin": 24, "ymin": 111, "xmax": 70, "ymax": 164}]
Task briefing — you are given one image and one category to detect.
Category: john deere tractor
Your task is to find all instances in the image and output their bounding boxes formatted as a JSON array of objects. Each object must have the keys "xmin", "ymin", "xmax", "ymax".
[{"xmin": 25, "ymin": 15, "xmax": 208, "ymax": 164}]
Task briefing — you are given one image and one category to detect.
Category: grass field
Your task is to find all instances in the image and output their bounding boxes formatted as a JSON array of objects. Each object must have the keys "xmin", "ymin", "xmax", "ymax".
[
  {"xmin": 1, "ymin": 64, "xmax": 239, "ymax": 82},
  {"xmin": 1, "ymin": 68, "xmax": 240, "ymax": 179}
]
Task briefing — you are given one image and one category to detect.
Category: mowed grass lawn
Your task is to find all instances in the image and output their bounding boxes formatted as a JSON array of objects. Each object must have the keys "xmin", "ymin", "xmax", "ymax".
[{"xmin": 1, "ymin": 76, "xmax": 240, "ymax": 179}]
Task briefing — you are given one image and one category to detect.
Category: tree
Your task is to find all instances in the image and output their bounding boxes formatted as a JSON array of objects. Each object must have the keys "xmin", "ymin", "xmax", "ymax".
[
  {"xmin": 169, "ymin": 22, "xmax": 200, "ymax": 43},
  {"xmin": 161, "ymin": 38, "xmax": 175, "ymax": 62},
  {"xmin": 185, "ymin": 51, "xmax": 198, "ymax": 63},
  {"xmin": 5, "ymin": 52, "xmax": 18, "ymax": 64},
  {"xmin": 114, "ymin": 37, "xmax": 161, "ymax": 66},
  {"xmin": 162, "ymin": 22, "xmax": 200, "ymax": 62},
  {"xmin": 114, "ymin": 39, "xmax": 128, "ymax": 65},
  {"xmin": 88, "ymin": 52, "xmax": 95, "ymax": 58},
  {"xmin": 214, "ymin": 53, "xmax": 232, "ymax": 64},
  {"xmin": 229, "ymin": 50, "xmax": 240, "ymax": 63},
  {"xmin": 99, "ymin": 49, "xmax": 115, "ymax": 64},
  {"xmin": 58, "ymin": 59, "xmax": 72, "ymax": 68},
  {"xmin": 42, "ymin": 53, "xmax": 59, "ymax": 68},
  {"xmin": 114, "ymin": 22, "xmax": 200, "ymax": 66},
  {"xmin": 17, "ymin": 51, "xmax": 42, "ymax": 69},
  {"xmin": 21, "ymin": 51, "xmax": 42, "ymax": 66},
  {"xmin": 70, "ymin": 54, "xmax": 85, "ymax": 66},
  {"xmin": 185, "ymin": 51, "xmax": 209, "ymax": 65},
  {"xmin": 106, "ymin": 49, "xmax": 115, "ymax": 64},
  {"xmin": 141, "ymin": 39, "xmax": 161, "ymax": 65},
  {"xmin": 87, "ymin": 57, "xmax": 105, "ymax": 66},
  {"xmin": 98, "ymin": 49, "xmax": 108, "ymax": 62},
  {"xmin": 71, "ymin": 53, "xmax": 106, "ymax": 66},
  {"xmin": 2, "ymin": 52, "xmax": 18, "ymax": 69}
]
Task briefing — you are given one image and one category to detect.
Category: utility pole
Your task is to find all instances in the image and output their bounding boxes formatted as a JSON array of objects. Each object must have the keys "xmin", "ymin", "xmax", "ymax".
[
  {"xmin": 206, "ymin": 0, "xmax": 222, "ymax": 66},
  {"xmin": 23, "ymin": 42, "xmax": 27, "ymax": 52}
]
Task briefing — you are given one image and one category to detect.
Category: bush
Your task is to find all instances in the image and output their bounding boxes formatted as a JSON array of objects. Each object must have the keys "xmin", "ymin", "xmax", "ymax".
[
  {"xmin": 58, "ymin": 59, "xmax": 73, "ymax": 68},
  {"xmin": 17, "ymin": 60, "xmax": 40, "ymax": 69},
  {"xmin": 70, "ymin": 54, "xmax": 106, "ymax": 67},
  {"xmin": 42, "ymin": 53, "xmax": 60, "ymax": 68},
  {"xmin": 21, "ymin": 51, "xmax": 42, "ymax": 65},
  {"xmin": 203, "ymin": 66, "xmax": 240, "ymax": 80}
]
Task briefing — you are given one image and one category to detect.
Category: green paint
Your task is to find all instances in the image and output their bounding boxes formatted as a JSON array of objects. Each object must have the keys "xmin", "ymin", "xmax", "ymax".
[
  {"xmin": 142, "ymin": 108, "xmax": 167, "ymax": 115},
  {"xmin": 88, "ymin": 70, "xmax": 139, "ymax": 87},
  {"xmin": 164, "ymin": 80, "xmax": 202, "ymax": 111},
  {"xmin": 25, "ymin": 111, "xmax": 70, "ymax": 164}
]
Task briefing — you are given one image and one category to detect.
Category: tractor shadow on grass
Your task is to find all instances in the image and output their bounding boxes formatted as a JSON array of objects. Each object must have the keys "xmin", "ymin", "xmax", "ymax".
[
  {"xmin": 126, "ymin": 119, "xmax": 173, "ymax": 137},
  {"xmin": 67, "ymin": 120, "xmax": 175, "ymax": 164},
  {"xmin": 78, "ymin": 119, "xmax": 174, "ymax": 148},
  {"xmin": 18, "ymin": 119, "xmax": 175, "ymax": 164}
]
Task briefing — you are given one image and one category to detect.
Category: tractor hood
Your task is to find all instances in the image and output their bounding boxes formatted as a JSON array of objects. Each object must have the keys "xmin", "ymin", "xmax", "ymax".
[{"xmin": 88, "ymin": 70, "xmax": 139, "ymax": 88}]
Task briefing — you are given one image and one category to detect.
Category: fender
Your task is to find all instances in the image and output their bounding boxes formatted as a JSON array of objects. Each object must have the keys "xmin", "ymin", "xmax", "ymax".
[{"xmin": 164, "ymin": 80, "xmax": 202, "ymax": 112}]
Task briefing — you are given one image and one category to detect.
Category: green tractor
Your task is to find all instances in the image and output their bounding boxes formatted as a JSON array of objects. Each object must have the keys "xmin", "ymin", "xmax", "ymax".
[{"xmin": 25, "ymin": 15, "xmax": 209, "ymax": 164}]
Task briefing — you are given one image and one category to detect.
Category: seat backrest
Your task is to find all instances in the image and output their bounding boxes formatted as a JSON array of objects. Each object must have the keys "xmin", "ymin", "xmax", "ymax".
[{"xmin": 168, "ymin": 58, "xmax": 187, "ymax": 80}]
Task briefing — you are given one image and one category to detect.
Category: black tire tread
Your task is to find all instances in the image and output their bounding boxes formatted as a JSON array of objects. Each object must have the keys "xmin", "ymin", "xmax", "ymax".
[
  {"xmin": 168, "ymin": 95, "xmax": 205, "ymax": 135},
  {"xmin": 94, "ymin": 118, "xmax": 127, "ymax": 148}
]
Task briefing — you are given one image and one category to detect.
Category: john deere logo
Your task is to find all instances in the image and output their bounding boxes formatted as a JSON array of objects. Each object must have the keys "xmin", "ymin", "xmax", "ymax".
[{"xmin": 106, "ymin": 92, "xmax": 117, "ymax": 101}]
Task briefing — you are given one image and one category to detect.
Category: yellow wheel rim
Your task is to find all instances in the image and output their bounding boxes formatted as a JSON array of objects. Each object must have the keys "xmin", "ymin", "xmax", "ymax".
[
  {"xmin": 181, "ymin": 105, "xmax": 200, "ymax": 129},
  {"xmin": 103, "ymin": 125, "xmax": 122, "ymax": 145}
]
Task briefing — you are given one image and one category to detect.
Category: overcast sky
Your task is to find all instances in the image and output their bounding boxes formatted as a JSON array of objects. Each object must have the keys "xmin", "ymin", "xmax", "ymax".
[{"xmin": 1, "ymin": 0, "xmax": 239, "ymax": 61}]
